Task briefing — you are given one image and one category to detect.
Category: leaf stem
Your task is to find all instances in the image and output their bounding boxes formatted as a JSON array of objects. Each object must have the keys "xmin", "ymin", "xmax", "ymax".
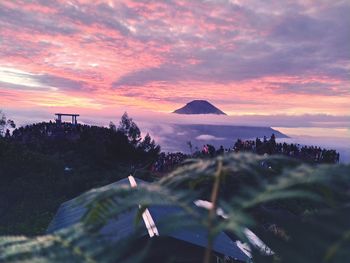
[{"xmin": 203, "ymin": 158, "xmax": 223, "ymax": 263}]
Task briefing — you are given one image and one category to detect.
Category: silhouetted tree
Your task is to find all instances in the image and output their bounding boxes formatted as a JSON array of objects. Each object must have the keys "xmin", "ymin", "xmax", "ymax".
[
  {"xmin": 118, "ymin": 112, "xmax": 141, "ymax": 146},
  {"xmin": 109, "ymin": 121, "xmax": 116, "ymax": 132},
  {"xmin": 187, "ymin": 141, "xmax": 193, "ymax": 154},
  {"xmin": 138, "ymin": 133, "xmax": 160, "ymax": 155},
  {"xmin": 0, "ymin": 110, "xmax": 16, "ymax": 137},
  {"xmin": 268, "ymin": 133, "xmax": 276, "ymax": 154}
]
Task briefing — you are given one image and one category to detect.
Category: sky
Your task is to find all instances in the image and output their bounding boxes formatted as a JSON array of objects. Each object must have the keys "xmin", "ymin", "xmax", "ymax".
[{"xmin": 0, "ymin": 0, "xmax": 350, "ymax": 122}]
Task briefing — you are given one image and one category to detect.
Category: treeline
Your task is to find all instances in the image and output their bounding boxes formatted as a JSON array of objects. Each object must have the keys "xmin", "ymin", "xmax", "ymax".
[{"xmin": 0, "ymin": 112, "xmax": 160, "ymax": 235}]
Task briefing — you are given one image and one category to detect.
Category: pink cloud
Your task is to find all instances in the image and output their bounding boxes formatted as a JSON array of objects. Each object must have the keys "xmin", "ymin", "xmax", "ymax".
[{"xmin": 0, "ymin": 0, "xmax": 349, "ymax": 119}]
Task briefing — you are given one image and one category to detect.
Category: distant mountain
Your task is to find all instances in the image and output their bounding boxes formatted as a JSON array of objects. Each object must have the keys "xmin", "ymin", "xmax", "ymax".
[{"xmin": 173, "ymin": 100, "xmax": 227, "ymax": 115}]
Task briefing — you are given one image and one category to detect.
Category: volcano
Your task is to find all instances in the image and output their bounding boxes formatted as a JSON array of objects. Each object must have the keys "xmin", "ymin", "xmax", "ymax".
[{"xmin": 173, "ymin": 100, "xmax": 227, "ymax": 115}]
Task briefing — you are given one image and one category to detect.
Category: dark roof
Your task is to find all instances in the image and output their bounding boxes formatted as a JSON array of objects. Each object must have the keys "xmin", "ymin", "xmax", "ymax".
[
  {"xmin": 47, "ymin": 177, "xmax": 249, "ymax": 261},
  {"xmin": 148, "ymin": 206, "xmax": 248, "ymax": 260},
  {"xmin": 47, "ymin": 177, "xmax": 147, "ymax": 233},
  {"xmin": 55, "ymin": 113, "xmax": 80, "ymax": 116}
]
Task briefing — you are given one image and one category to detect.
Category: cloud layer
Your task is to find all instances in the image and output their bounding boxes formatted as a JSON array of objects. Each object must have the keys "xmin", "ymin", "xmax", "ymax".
[{"xmin": 0, "ymin": 0, "xmax": 349, "ymax": 116}]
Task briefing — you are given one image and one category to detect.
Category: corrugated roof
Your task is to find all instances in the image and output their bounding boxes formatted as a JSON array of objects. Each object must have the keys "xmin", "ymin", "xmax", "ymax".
[
  {"xmin": 47, "ymin": 177, "xmax": 147, "ymax": 233},
  {"xmin": 148, "ymin": 206, "xmax": 248, "ymax": 261}
]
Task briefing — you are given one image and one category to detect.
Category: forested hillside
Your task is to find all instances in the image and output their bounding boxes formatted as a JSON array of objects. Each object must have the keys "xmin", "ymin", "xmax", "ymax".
[{"xmin": 0, "ymin": 113, "xmax": 160, "ymax": 235}]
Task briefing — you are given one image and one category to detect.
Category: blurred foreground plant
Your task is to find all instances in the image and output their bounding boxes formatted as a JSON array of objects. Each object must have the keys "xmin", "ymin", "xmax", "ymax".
[{"xmin": 1, "ymin": 153, "xmax": 349, "ymax": 263}]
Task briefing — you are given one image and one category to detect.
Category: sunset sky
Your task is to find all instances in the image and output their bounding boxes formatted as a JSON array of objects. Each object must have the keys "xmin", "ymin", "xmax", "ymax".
[{"xmin": 0, "ymin": 0, "xmax": 349, "ymax": 120}]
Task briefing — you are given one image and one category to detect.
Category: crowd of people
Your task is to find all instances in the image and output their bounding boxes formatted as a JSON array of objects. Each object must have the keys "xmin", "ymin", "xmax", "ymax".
[
  {"xmin": 151, "ymin": 152, "xmax": 189, "ymax": 173},
  {"xmin": 232, "ymin": 134, "xmax": 340, "ymax": 163},
  {"xmin": 151, "ymin": 134, "xmax": 340, "ymax": 174}
]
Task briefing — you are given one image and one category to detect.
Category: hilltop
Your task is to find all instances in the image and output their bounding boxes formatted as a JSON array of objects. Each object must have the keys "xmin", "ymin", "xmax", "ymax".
[{"xmin": 0, "ymin": 113, "xmax": 160, "ymax": 235}]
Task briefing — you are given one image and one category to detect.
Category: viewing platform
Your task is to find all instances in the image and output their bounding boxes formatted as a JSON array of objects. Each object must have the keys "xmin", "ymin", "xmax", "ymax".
[{"xmin": 55, "ymin": 113, "xmax": 80, "ymax": 125}]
